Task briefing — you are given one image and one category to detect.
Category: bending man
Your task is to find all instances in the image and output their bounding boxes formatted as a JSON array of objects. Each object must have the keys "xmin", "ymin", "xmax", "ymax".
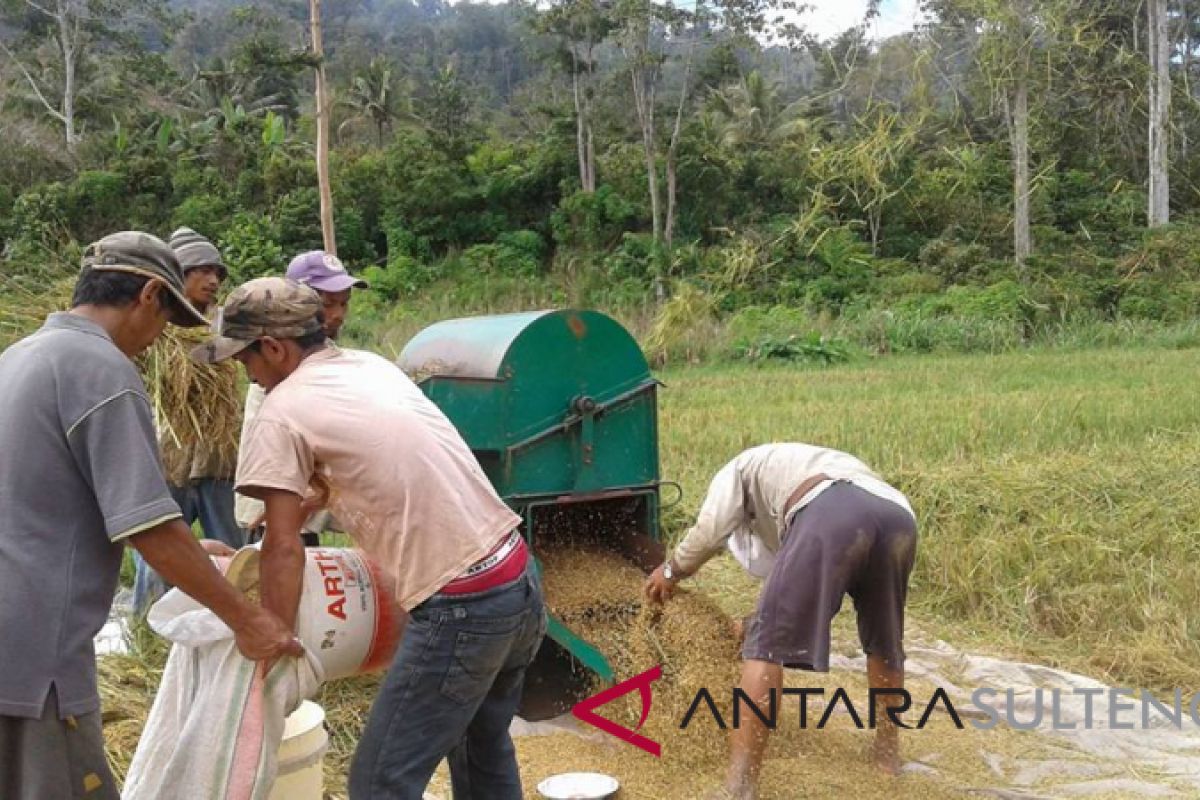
[{"xmin": 645, "ymin": 443, "xmax": 918, "ymax": 798}]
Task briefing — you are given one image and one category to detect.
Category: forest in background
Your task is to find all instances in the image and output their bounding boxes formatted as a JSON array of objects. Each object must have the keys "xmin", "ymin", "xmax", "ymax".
[{"xmin": 4, "ymin": 0, "xmax": 1200, "ymax": 361}]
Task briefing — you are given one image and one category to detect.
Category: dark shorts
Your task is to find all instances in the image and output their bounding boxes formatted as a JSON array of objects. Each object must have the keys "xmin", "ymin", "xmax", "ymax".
[
  {"xmin": 742, "ymin": 481, "xmax": 917, "ymax": 671},
  {"xmin": 0, "ymin": 688, "xmax": 119, "ymax": 800}
]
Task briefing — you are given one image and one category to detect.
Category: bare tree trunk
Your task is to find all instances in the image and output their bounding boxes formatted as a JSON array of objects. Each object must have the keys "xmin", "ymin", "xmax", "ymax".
[
  {"xmin": 1009, "ymin": 77, "xmax": 1032, "ymax": 274},
  {"xmin": 665, "ymin": 11, "xmax": 699, "ymax": 250},
  {"xmin": 664, "ymin": 145, "xmax": 679, "ymax": 248},
  {"xmin": 1148, "ymin": 0, "xmax": 1172, "ymax": 227},
  {"xmin": 569, "ymin": 38, "xmax": 598, "ymax": 192},
  {"xmin": 1178, "ymin": 0, "xmax": 1191, "ymax": 164},
  {"xmin": 59, "ymin": 3, "xmax": 78, "ymax": 155},
  {"xmin": 631, "ymin": 65, "xmax": 661, "ymax": 243},
  {"xmin": 572, "ymin": 63, "xmax": 589, "ymax": 189},
  {"xmin": 584, "ymin": 43, "xmax": 596, "ymax": 192},
  {"xmin": 585, "ymin": 118, "xmax": 596, "ymax": 191},
  {"xmin": 311, "ymin": 0, "xmax": 338, "ymax": 254},
  {"xmin": 1, "ymin": 0, "xmax": 81, "ymax": 155},
  {"xmin": 570, "ymin": 44, "xmax": 597, "ymax": 193}
]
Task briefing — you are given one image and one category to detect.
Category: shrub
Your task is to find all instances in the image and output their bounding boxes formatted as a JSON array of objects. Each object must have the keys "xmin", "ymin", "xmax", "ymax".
[
  {"xmin": 334, "ymin": 206, "xmax": 375, "ymax": 264},
  {"xmin": 735, "ymin": 332, "xmax": 852, "ymax": 364},
  {"xmin": 6, "ymin": 184, "xmax": 71, "ymax": 266},
  {"xmin": 64, "ymin": 171, "xmax": 128, "ymax": 243},
  {"xmin": 275, "ymin": 187, "xmax": 324, "ymax": 256},
  {"xmin": 172, "ymin": 194, "xmax": 234, "ymax": 241},
  {"xmin": 218, "ymin": 212, "xmax": 285, "ymax": 282},
  {"xmin": 551, "ymin": 186, "xmax": 639, "ymax": 252},
  {"xmin": 363, "ymin": 254, "xmax": 435, "ymax": 301},
  {"xmin": 602, "ymin": 233, "xmax": 661, "ymax": 282},
  {"xmin": 459, "ymin": 241, "xmax": 539, "ymax": 278}
]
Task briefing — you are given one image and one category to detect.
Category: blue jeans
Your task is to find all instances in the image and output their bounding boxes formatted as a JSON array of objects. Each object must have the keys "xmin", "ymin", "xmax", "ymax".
[
  {"xmin": 349, "ymin": 568, "xmax": 547, "ymax": 800},
  {"xmin": 132, "ymin": 479, "xmax": 246, "ymax": 614}
]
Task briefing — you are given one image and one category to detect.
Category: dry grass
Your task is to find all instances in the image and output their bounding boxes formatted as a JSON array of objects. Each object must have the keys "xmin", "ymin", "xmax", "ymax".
[
  {"xmin": 0, "ymin": 274, "xmax": 74, "ymax": 346},
  {"xmin": 97, "ymin": 624, "xmax": 169, "ymax": 786}
]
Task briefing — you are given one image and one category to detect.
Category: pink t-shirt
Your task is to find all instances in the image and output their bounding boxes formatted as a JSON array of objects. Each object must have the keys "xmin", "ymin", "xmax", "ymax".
[{"xmin": 237, "ymin": 346, "xmax": 521, "ymax": 610}]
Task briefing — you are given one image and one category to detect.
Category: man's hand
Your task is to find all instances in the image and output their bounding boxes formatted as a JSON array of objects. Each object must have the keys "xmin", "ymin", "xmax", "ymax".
[
  {"xmin": 731, "ymin": 614, "xmax": 751, "ymax": 646},
  {"xmin": 231, "ymin": 605, "xmax": 305, "ymax": 663},
  {"xmin": 644, "ymin": 564, "xmax": 679, "ymax": 604},
  {"xmin": 130, "ymin": 519, "xmax": 302, "ymax": 665}
]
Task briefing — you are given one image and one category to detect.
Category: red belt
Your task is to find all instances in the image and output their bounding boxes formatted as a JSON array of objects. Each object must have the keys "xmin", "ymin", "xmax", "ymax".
[{"xmin": 440, "ymin": 530, "xmax": 528, "ymax": 595}]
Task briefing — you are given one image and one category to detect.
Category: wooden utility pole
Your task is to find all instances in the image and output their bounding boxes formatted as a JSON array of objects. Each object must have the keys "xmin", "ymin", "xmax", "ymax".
[{"xmin": 310, "ymin": 0, "xmax": 337, "ymax": 254}]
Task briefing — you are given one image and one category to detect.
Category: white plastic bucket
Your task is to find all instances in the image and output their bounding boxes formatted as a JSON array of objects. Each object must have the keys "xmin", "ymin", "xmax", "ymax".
[
  {"xmin": 269, "ymin": 700, "xmax": 328, "ymax": 800},
  {"xmin": 227, "ymin": 546, "xmax": 406, "ymax": 680}
]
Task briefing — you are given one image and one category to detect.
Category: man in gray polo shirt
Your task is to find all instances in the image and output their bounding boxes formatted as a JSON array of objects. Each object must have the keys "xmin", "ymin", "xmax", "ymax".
[{"xmin": 0, "ymin": 232, "xmax": 303, "ymax": 800}]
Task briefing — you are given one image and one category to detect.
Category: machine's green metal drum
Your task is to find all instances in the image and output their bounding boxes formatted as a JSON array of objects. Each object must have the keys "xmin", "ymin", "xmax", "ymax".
[{"xmin": 398, "ymin": 309, "xmax": 660, "ymax": 517}]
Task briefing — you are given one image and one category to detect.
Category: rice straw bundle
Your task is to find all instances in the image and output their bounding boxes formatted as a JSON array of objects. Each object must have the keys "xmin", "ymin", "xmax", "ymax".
[{"xmin": 137, "ymin": 326, "xmax": 242, "ymax": 482}]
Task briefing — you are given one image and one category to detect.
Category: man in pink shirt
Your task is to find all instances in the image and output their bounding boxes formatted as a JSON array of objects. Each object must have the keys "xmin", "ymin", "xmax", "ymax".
[{"xmin": 193, "ymin": 277, "xmax": 546, "ymax": 800}]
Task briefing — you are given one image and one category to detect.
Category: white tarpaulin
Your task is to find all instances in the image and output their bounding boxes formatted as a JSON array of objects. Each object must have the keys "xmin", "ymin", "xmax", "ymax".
[{"xmin": 832, "ymin": 641, "xmax": 1200, "ymax": 798}]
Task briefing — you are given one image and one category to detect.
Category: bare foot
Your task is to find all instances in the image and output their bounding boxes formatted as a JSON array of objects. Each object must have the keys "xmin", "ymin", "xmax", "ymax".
[{"xmin": 703, "ymin": 782, "xmax": 757, "ymax": 800}]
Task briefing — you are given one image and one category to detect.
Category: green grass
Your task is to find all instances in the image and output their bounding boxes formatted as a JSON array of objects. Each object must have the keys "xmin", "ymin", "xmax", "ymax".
[{"xmin": 656, "ymin": 346, "xmax": 1200, "ymax": 693}]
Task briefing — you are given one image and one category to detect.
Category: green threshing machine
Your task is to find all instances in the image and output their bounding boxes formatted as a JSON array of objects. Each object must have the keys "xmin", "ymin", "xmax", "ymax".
[{"xmin": 398, "ymin": 309, "xmax": 668, "ymax": 717}]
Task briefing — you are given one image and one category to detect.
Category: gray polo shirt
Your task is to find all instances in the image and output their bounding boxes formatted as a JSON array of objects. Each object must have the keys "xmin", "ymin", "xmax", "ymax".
[{"xmin": 0, "ymin": 313, "xmax": 181, "ymax": 719}]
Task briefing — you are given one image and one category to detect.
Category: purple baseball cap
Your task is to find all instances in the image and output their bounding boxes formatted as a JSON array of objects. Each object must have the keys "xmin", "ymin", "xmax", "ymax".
[{"xmin": 285, "ymin": 250, "xmax": 369, "ymax": 292}]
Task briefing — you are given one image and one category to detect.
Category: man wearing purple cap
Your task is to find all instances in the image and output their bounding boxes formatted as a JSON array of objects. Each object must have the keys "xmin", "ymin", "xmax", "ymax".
[
  {"xmin": 234, "ymin": 251, "xmax": 369, "ymax": 539},
  {"xmin": 285, "ymin": 250, "xmax": 369, "ymax": 340}
]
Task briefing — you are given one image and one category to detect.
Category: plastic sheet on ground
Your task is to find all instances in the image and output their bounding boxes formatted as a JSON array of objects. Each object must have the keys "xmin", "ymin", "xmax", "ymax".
[{"xmin": 831, "ymin": 640, "xmax": 1200, "ymax": 798}]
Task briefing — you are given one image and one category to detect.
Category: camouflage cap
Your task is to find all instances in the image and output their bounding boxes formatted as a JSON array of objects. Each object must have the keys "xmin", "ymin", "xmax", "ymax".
[
  {"xmin": 190, "ymin": 277, "xmax": 323, "ymax": 364},
  {"xmin": 82, "ymin": 231, "xmax": 208, "ymax": 327}
]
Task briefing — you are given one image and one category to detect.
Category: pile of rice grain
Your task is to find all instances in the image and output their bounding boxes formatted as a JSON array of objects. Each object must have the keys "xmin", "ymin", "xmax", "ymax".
[{"xmin": 537, "ymin": 545, "xmax": 742, "ymax": 772}]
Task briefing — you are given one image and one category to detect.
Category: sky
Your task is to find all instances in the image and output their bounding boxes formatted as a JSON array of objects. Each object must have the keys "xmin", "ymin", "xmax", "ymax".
[{"xmin": 801, "ymin": 0, "xmax": 928, "ymax": 41}]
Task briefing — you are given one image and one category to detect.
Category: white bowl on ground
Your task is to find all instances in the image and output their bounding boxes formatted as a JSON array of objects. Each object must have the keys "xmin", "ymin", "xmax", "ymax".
[{"xmin": 536, "ymin": 771, "xmax": 620, "ymax": 800}]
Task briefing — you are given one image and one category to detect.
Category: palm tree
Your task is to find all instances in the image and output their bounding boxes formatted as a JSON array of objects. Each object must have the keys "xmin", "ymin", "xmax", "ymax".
[
  {"xmin": 179, "ymin": 58, "xmax": 291, "ymax": 127},
  {"xmin": 708, "ymin": 71, "xmax": 809, "ymax": 150},
  {"xmin": 338, "ymin": 57, "xmax": 400, "ymax": 147}
]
